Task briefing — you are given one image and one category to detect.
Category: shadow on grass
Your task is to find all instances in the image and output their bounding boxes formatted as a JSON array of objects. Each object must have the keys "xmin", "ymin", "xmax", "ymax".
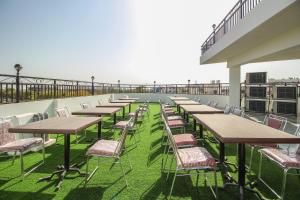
[
  {"xmin": 147, "ymin": 145, "xmax": 164, "ymax": 167},
  {"xmin": 0, "ymin": 190, "xmax": 55, "ymax": 200}
]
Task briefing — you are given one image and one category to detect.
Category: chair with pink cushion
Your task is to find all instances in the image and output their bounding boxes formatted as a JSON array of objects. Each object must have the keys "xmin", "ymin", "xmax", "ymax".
[
  {"xmin": 248, "ymin": 114, "xmax": 287, "ymax": 172},
  {"xmin": 258, "ymin": 124, "xmax": 300, "ymax": 200},
  {"xmin": 0, "ymin": 119, "xmax": 45, "ymax": 179},
  {"xmin": 112, "ymin": 111, "xmax": 139, "ymax": 145},
  {"xmin": 161, "ymin": 113, "xmax": 198, "ymax": 171},
  {"xmin": 85, "ymin": 125, "xmax": 132, "ymax": 187},
  {"xmin": 164, "ymin": 124, "xmax": 218, "ymax": 200}
]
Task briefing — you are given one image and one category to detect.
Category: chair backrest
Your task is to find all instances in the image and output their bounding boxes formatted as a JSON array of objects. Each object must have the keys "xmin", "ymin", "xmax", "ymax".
[
  {"xmin": 211, "ymin": 101, "xmax": 218, "ymax": 108},
  {"xmin": 56, "ymin": 107, "xmax": 70, "ymax": 117},
  {"xmin": 231, "ymin": 108, "xmax": 244, "ymax": 117},
  {"xmin": 80, "ymin": 103, "xmax": 91, "ymax": 110},
  {"xmin": 114, "ymin": 125, "xmax": 129, "ymax": 156},
  {"xmin": 263, "ymin": 114, "xmax": 287, "ymax": 130},
  {"xmin": 165, "ymin": 124, "xmax": 183, "ymax": 167},
  {"xmin": 207, "ymin": 100, "xmax": 212, "ymax": 106},
  {"xmin": 224, "ymin": 104, "xmax": 232, "ymax": 114},
  {"xmin": 0, "ymin": 119, "xmax": 16, "ymax": 146}
]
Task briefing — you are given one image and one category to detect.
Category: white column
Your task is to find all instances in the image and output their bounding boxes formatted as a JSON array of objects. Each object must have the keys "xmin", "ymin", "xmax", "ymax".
[{"xmin": 229, "ymin": 65, "xmax": 241, "ymax": 106}]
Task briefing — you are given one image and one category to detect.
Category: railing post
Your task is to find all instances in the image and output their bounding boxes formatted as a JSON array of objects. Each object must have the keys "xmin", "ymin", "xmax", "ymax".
[
  {"xmin": 15, "ymin": 74, "xmax": 20, "ymax": 103},
  {"xmin": 240, "ymin": 0, "xmax": 243, "ymax": 19},
  {"xmin": 14, "ymin": 64, "xmax": 22, "ymax": 103},
  {"xmin": 219, "ymin": 83, "xmax": 221, "ymax": 95},
  {"xmin": 166, "ymin": 84, "xmax": 168, "ymax": 94},
  {"xmin": 175, "ymin": 84, "xmax": 178, "ymax": 94},
  {"xmin": 76, "ymin": 81, "xmax": 79, "ymax": 96},
  {"xmin": 91, "ymin": 76, "xmax": 95, "ymax": 95},
  {"xmin": 53, "ymin": 80, "xmax": 57, "ymax": 98}
]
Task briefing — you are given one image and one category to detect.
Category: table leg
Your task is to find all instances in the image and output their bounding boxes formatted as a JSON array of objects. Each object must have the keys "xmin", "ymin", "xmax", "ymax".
[
  {"xmin": 199, "ymin": 124, "xmax": 203, "ymax": 139},
  {"xmin": 193, "ymin": 119, "xmax": 196, "ymax": 132},
  {"xmin": 113, "ymin": 113, "xmax": 117, "ymax": 124},
  {"xmin": 98, "ymin": 121, "xmax": 102, "ymax": 139},
  {"xmin": 64, "ymin": 134, "xmax": 70, "ymax": 170},
  {"xmin": 177, "ymin": 105, "xmax": 180, "ymax": 114},
  {"xmin": 238, "ymin": 143, "xmax": 246, "ymax": 200},
  {"xmin": 123, "ymin": 107, "xmax": 125, "ymax": 118},
  {"xmin": 129, "ymin": 103, "xmax": 131, "ymax": 112},
  {"xmin": 183, "ymin": 111, "xmax": 186, "ymax": 119},
  {"xmin": 38, "ymin": 133, "xmax": 85, "ymax": 190},
  {"xmin": 219, "ymin": 142, "xmax": 225, "ymax": 164},
  {"xmin": 186, "ymin": 113, "xmax": 189, "ymax": 123}
]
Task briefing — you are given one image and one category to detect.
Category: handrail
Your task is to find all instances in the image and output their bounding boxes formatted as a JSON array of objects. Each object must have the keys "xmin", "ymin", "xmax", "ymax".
[{"xmin": 201, "ymin": 0, "xmax": 262, "ymax": 55}]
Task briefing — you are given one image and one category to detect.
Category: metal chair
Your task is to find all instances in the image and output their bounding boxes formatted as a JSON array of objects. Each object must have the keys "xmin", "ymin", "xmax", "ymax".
[
  {"xmin": 55, "ymin": 107, "xmax": 86, "ymax": 144},
  {"xmin": 85, "ymin": 125, "xmax": 132, "ymax": 187},
  {"xmin": 258, "ymin": 124, "xmax": 300, "ymax": 200},
  {"xmin": 80, "ymin": 102, "xmax": 92, "ymax": 109},
  {"xmin": 223, "ymin": 104, "xmax": 232, "ymax": 114},
  {"xmin": 231, "ymin": 107, "xmax": 244, "ymax": 117},
  {"xmin": 161, "ymin": 113, "xmax": 198, "ymax": 171},
  {"xmin": 164, "ymin": 124, "xmax": 218, "ymax": 200},
  {"xmin": 248, "ymin": 114, "xmax": 287, "ymax": 172},
  {"xmin": 112, "ymin": 112, "xmax": 139, "ymax": 145},
  {"xmin": 0, "ymin": 119, "xmax": 45, "ymax": 180}
]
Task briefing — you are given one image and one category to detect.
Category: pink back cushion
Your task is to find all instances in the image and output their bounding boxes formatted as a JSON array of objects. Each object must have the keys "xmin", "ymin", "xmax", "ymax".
[
  {"xmin": 0, "ymin": 121, "xmax": 16, "ymax": 146},
  {"xmin": 267, "ymin": 117, "xmax": 283, "ymax": 130}
]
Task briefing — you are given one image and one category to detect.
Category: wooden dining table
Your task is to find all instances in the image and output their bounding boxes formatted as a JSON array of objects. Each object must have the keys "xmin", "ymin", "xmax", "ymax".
[
  {"xmin": 173, "ymin": 100, "xmax": 200, "ymax": 113},
  {"xmin": 110, "ymin": 99, "xmax": 137, "ymax": 112},
  {"xmin": 168, "ymin": 96, "xmax": 190, "ymax": 101},
  {"xmin": 72, "ymin": 107, "xmax": 121, "ymax": 139},
  {"xmin": 8, "ymin": 116, "xmax": 101, "ymax": 190},
  {"xmin": 192, "ymin": 113, "xmax": 300, "ymax": 200},
  {"xmin": 96, "ymin": 102, "xmax": 130, "ymax": 118},
  {"xmin": 118, "ymin": 97, "xmax": 139, "ymax": 100},
  {"xmin": 180, "ymin": 104, "xmax": 223, "ymax": 126}
]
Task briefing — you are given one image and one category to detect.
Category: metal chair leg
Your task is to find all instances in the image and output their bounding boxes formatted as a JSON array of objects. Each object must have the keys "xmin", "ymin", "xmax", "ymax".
[
  {"xmin": 166, "ymin": 155, "xmax": 174, "ymax": 181},
  {"xmin": 249, "ymin": 146, "xmax": 254, "ymax": 173},
  {"xmin": 258, "ymin": 152, "xmax": 263, "ymax": 179},
  {"xmin": 168, "ymin": 169, "xmax": 178, "ymax": 200},
  {"xmin": 85, "ymin": 156, "xmax": 89, "ymax": 185},
  {"xmin": 119, "ymin": 158, "xmax": 129, "ymax": 187},
  {"xmin": 11, "ymin": 151, "xmax": 16, "ymax": 165},
  {"xmin": 214, "ymin": 169, "xmax": 218, "ymax": 199},
  {"xmin": 281, "ymin": 169, "xmax": 288, "ymax": 200},
  {"xmin": 20, "ymin": 152, "xmax": 24, "ymax": 180}
]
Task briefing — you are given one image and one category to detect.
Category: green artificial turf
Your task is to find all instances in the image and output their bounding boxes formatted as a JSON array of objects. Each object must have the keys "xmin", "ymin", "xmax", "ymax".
[{"xmin": 1, "ymin": 103, "xmax": 300, "ymax": 200}]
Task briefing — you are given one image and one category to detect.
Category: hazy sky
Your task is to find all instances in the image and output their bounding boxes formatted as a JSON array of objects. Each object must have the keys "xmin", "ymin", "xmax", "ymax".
[{"xmin": 0, "ymin": 0, "xmax": 299, "ymax": 84}]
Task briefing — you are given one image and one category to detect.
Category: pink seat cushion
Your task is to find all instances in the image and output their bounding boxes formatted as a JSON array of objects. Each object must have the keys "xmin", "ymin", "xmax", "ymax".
[
  {"xmin": 167, "ymin": 116, "xmax": 183, "ymax": 121},
  {"xmin": 114, "ymin": 121, "xmax": 128, "ymax": 129},
  {"xmin": 261, "ymin": 148, "xmax": 300, "ymax": 168},
  {"xmin": 177, "ymin": 147, "xmax": 216, "ymax": 169},
  {"xmin": 168, "ymin": 119, "xmax": 185, "ymax": 127},
  {"xmin": 86, "ymin": 140, "xmax": 119, "ymax": 156},
  {"xmin": 0, "ymin": 138, "xmax": 43, "ymax": 152},
  {"xmin": 173, "ymin": 134, "xmax": 197, "ymax": 146},
  {"xmin": 267, "ymin": 117, "xmax": 283, "ymax": 130}
]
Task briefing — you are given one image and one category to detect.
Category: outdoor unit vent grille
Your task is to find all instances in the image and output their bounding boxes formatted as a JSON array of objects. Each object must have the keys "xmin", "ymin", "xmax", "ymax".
[
  {"xmin": 249, "ymin": 87, "xmax": 266, "ymax": 98},
  {"xmin": 277, "ymin": 87, "xmax": 296, "ymax": 99},
  {"xmin": 277, "ymin": 102, "xmax": 296, "ymax": 114},
  {"xmin": 249, "ymin": 100, "xmax": 265, "ymax": 113}
]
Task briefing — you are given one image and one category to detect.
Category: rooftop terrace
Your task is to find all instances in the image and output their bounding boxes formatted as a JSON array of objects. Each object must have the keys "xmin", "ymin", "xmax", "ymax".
[{"xmin": 1, "ymin": 102, "xmax": 300, "ymax": 200}]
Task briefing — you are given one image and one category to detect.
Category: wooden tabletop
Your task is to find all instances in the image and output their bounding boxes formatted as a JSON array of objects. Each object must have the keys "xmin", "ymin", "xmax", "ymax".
[
  {"xmin": 9, "ymin": 116, "xmax": 101, "ymax": 134},
  {"xmin": 96, "ymin": 102, "xmax": 130, "ymax": 108},
  {"xmin": 72, "ymin": 107, "xmax": 121, "ymax": 116},
  {"xmin": 118, "ymin": 98, "xmax": 139, "ymax": 100},
  {"xmin": 110, "ymin": 99, "xmax": 136, "ymax": 103},
  {"xmin": 180, "ymin": 105, "xmax": 223, "ymax": 114},
  {"xmin": 169, "ymin": 96, "xmax": 190, "ymax": 101},
  {"xmin": 193, "ymin": 113, "xmax": 300, "ymax": 144},
  {"xmin": 173, "ymin": 100, "xmax": 200, "ymax": 105}
]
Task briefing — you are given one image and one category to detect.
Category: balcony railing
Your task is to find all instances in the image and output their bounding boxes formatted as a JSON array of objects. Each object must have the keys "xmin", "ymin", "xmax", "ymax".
[
  {"xmin": 201, "ymin": 0, "xmax": 262, "ymax": 55},
  {"xmin": 0, "ymin": 74, "xmax": 229, "ymax": 104}
]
